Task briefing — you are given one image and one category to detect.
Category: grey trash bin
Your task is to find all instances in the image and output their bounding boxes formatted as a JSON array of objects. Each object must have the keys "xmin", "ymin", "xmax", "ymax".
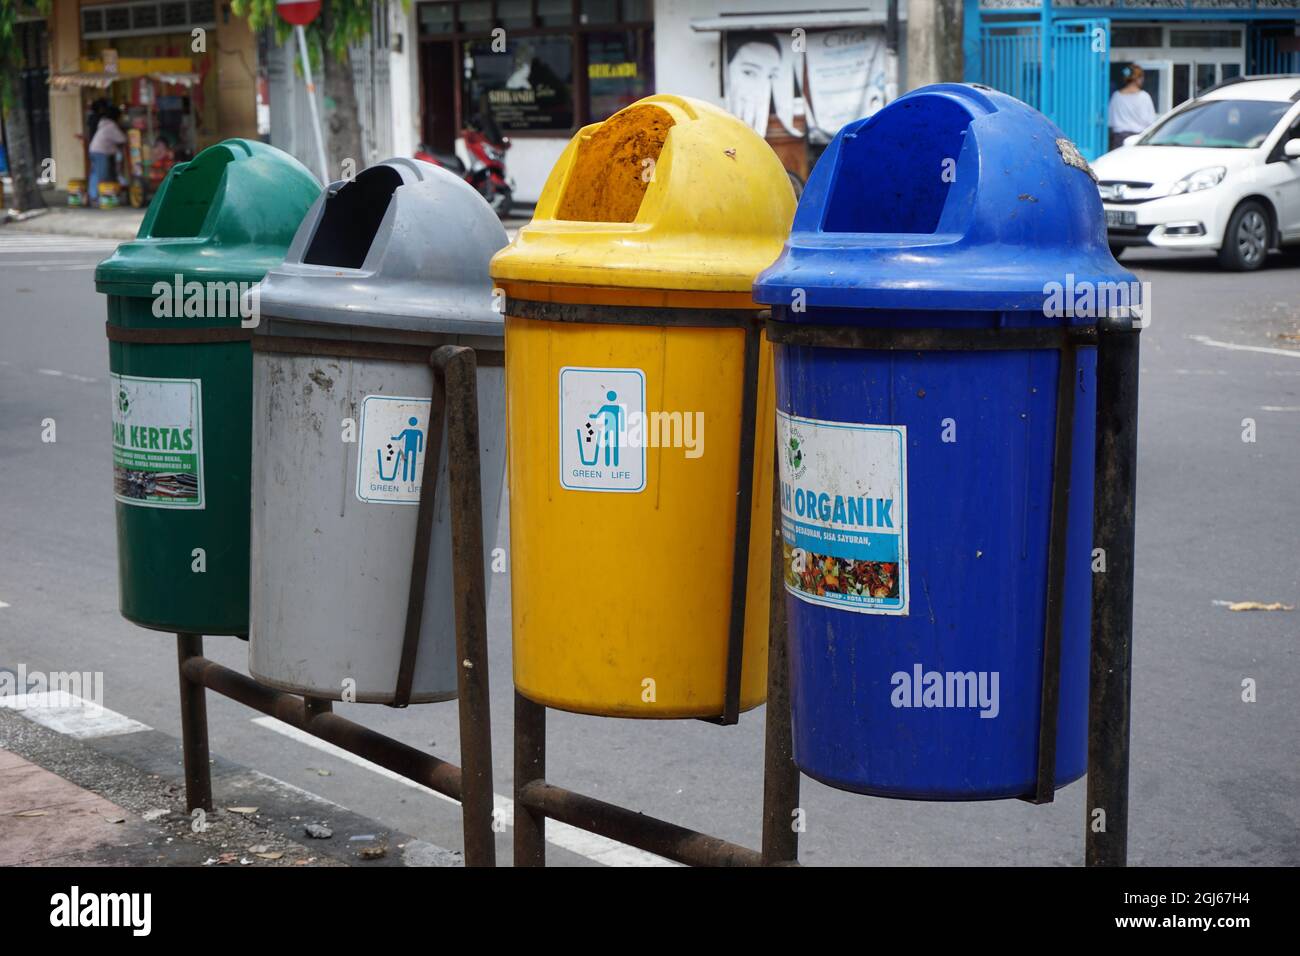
[{"xmin": 248, "ymin": 158, "xmax": 508, "ymax": 703}]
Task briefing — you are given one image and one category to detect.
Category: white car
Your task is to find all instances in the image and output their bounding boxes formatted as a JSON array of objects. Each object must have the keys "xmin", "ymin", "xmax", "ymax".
[{"xmin": 1095, "ymin": 75, "xmax": 1300, "ymax": 270}]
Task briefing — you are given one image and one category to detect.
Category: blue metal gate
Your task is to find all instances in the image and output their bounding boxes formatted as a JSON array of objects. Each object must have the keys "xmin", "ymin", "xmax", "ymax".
[
  {"xmin": 979, "ymin": 22, "xmax": 1043, "ymax": 111},
  {"xmin": 1047, "ymin": 18, "xmax": 1111, "ymax": 161},
  {"xmin": 977, "ymin": 17, "xmax": 1111, "ymax": 161}
]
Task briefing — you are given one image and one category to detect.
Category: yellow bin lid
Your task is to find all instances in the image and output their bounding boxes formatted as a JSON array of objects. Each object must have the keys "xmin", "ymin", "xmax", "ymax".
[{"xmin": 490, "ymin": 94, "xmax": 795, "ymax": 297}]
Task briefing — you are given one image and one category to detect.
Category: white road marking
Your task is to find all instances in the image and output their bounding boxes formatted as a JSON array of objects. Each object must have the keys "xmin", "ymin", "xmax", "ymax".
[
  {"xmin": 0, "ymin": 234, "xmax": 120, "ymax": 253},
  {"xmin": 1189, "ymin": 334, "xmax": 1300, "ymax": 359},
  {"xmin": 251, "ymin": 716, "xmax": 677, "ymax": 867},
  {"xmin": 0, "ymin": 601, "xmax": 9, "ymax": 609},
  {"xmin": 0, "ymin": 260, "xmax": 98, "ymax": 268},
  {"xmin": 1260, "ymin": 405, "xmax": 1300, "ymax": 412},
  {"xmin": 0, "ymin": 691, "xmax": 151, "ymax": 739},
  {"xmin": 37, "ymin": 368, "xmax": 99, "ymax": 384}
]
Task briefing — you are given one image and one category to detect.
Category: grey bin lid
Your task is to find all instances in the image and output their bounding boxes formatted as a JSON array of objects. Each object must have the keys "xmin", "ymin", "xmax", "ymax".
[{"xmin": 254, "ymin": 158, "xmax": 507, "ymax": 338}]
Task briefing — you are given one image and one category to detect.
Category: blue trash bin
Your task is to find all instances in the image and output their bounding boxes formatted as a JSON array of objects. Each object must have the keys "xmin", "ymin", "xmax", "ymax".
[{"xmin": 754, "ymin": 84, "xmax": 1141, "ymax": 800}]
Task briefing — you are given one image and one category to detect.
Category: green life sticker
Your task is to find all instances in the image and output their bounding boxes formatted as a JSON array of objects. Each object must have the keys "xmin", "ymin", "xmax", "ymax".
[{"xmin": 111, "ymin": 373, "xmax": 204, "ymax": 509}]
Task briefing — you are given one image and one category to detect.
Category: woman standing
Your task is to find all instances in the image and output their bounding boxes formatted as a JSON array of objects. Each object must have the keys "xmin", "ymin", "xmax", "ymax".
[
  {"xmin": 87, "ymin": 105, "xmax": 127, "ymax": 208},
  {"xmin": 1108, "ymin": 64, "xmax": 1156, "ymax": 152}
]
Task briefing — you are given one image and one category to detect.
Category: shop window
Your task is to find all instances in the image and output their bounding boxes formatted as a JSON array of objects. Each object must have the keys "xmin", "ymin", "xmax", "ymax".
[
  {"xmin": 82, "ymin": 8, "xmax": 104, "ymax": 33},
  {"xmin": 623, "ymin": 0, "xmax": 650, "ymax": 21},
  {"xmin": 580, "ymin": 0, "xmax": 618, "ymax": 25},
  {"xmin": 1222, "ymin": 63, "xmax": 1241, "ymax": 81},
  {"xmin": 1170, "ymin": 29, "xmax": 1242, "ymax": 49},
  {"xmin": 586, "ymin": 30, "xmax": 652, "ymax": 122},
  {"xmin": 132, "ymin": 4, "xmax": 160, "ymax": 30},
  {"xmin": 419, "ymin": 2, "xmax": 456, "ymax": 35},
  {"xmin": 538, "ymin": 0, "xmax": 573, "ymax": 27},
  {"xmin": 161, "ymin": 1, "xmax": 188, "ymax": 28},
  {"xmin": 462, "ymin": 34, "xmax": 574, "ymax": 132},
  {"xmin": 105, "ymin": 7, "xmax": 131, "ymax": 31},
  {"xmin": 497, "ymin": 0, "xmax": 534, "ymax": 29},
  {"xmin": 190, "ymin": 0, "xmax": 215, "ymax": 23},
  {"xmin": 1111, "ymin": 26, "xmax": 1162, "ymax": 49},
  {"xmin": 459, "ymin": 0, "xmax": 492, "ymax": 32},
  {"xmin": 1173, "ymin": 63, "xmax": 1190, "ymax": 106},
  {"xmin": 1196, "ymin": 63, "xmax": 1217, "ymax": 95}
]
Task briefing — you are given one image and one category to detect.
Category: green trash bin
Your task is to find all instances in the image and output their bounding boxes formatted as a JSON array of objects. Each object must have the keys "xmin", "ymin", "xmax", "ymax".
[{"xmin": 96, "ymin": 139, "xmax": 320, "ymax": 637}]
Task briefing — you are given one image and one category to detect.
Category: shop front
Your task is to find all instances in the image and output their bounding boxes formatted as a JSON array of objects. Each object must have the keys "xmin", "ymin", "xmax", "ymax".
[
  {"xmin": 46, "ymin": 0, "xmax": 259, "ymax": 196},
  {"xmin": 965, "ymin": 1, "xmax": 1300, "ymax": 160},
  {"xmin": 679, "ymin": 2, "xmax": 901, "ymax": 192},
  {"xmin": 415, "ymin": 1, "xmax": 654, "ymax": 203}
]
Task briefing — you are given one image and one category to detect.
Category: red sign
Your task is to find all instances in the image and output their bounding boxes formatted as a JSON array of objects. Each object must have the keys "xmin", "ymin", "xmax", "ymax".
[{"xmin": 276, "ymin": 0, "xmax": 321, "ymax": 26}]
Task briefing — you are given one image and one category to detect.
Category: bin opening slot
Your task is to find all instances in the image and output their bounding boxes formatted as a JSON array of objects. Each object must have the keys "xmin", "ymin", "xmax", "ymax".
[
  {"xmin": 148, "ymin": 146, "xmax": 237, "ymax": 238},
  {"xmin": 555, "ymin": 104, "xmax": 675, "ymax": 223},
  {"xmin": 303, "ymin": 165, "xmax": 404, "ymax": 268},
  {"xmin": 821, "ymin": 97, "xmax": 973, "ymax": 235}
]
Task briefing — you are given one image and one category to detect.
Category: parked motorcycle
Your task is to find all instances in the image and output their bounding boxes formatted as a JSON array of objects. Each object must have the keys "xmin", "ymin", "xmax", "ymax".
[{"xmin": 415, "ymin": 128, "xmax": 513, "ymax": 219}]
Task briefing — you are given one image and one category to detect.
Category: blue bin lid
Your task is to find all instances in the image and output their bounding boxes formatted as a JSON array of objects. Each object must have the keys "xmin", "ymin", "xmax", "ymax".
[{"xmin": 754, "ymin": 84, "xmax": 1139, "ymax": 316}]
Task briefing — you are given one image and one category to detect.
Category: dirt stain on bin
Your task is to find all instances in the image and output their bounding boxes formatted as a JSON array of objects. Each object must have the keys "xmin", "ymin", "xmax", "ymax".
[{"xmin": 555, "ymin": 104, "xmax": 675, "ymax": 223}]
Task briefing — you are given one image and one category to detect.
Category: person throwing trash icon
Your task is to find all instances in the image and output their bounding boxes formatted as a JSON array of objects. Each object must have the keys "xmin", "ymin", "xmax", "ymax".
[
  {"xmin": 392, "ymin": 417, "xmax": 424, "ymax": 482},
  {"xmin": 589, "ymin": 391, "xmax": 623, "ymax": 468}
]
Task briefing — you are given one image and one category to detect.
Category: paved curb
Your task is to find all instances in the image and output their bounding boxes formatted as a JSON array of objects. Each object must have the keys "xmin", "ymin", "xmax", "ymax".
[{"xmin": 0, "ymin": 705, "xmax": 461, "ymax": 867}]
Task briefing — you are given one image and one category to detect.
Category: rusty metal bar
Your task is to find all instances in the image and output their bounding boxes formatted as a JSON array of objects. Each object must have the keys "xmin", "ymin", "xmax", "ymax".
[
  {"xmin": 393, "ymin": 375, "xmax": 447, "ymax": 709},
  {"xmin": 251, "ymin": 334, "xmax": 505, "ymax": 367},
  {"xmin": 516, "ymin": 780, "xmax": 762, "ymax": 867},
  {"xmin": 766, "ymin": 321, "xmax": 1096, "ymax": 352},
  {"xmin": 761, "ymin": 446, "xmax": 800, "ymax": 864},
  {"xmin": 716, "ymin": 323, "xmax": 762, "ymax": 725},
  {"xmin": 176, "ymin": 633, "xmax": 212, "ymax": 813},
  {"xmin": 108, "ymin": 322, "xmax": 252, "ymax": 345},
  {"xmin": 505, "ymin": 298, "xmax": 759, "ymax": 329},
  {"xmin": 1026, "ymin": 340, "xmax": 1079, "ymax": 805},
  {"xmin": 513, "ymin": 692, "xmax": 547, "ymax": 867},
  {"xmin": 1087, "ymin": 323, "xmax": 1141, "ymax": 867},
  {"xmin": 180, "ymin": 655, "xmax": 467, "ymax": 801},
  {"xmin": 431, "ymin": 345, "xmax": 496, "ymax": 868}
]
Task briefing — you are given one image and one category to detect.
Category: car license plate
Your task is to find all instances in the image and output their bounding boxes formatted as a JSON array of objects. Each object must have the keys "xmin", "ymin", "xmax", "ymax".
[{"xmin": 1106, "ymin": 209, "xmax": 1136, "ymax": 228}]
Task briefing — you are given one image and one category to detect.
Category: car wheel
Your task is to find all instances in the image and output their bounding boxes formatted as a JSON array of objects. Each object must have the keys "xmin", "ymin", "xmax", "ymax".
[
  {"xmin": 1217, "ymin": 201, "xmax": 1270, "ymax": 271},
  {"xmin": 1109, "ymin": 244, "xmax": 1126, "ymax": 261}
]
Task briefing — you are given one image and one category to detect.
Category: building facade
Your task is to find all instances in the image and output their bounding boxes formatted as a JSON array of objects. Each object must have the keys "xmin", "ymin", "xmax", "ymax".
[
  {"xmin": 965, "ymin": 0, "xmax": 1300, "ymax": 159},
  {"xmin": 44, "ymin": 0, "xmax": 259, "ymax": 185},
  {"xmin": 407, "ymin": 0, "xmax": 907, "ymax": 202}
]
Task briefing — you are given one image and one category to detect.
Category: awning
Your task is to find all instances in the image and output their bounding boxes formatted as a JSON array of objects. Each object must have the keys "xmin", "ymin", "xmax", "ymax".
[
  {"xmin": 48, "ymin": 72, "xmax": 118, "ymax": 90},
  {"xmin": 150, "ymin": 72, "xmax": 201, "ymax": 88},
  {"xmin": 48, "ymin": 70, "xmax": 200, "ymax": 90},
  {"xmin": 691, "ymin": 10, "xmax": 888, "ymax": 32}
]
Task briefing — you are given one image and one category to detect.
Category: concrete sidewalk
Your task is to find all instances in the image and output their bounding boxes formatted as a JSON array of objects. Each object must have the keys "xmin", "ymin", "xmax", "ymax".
[
  {"xmin": 3, "ymin": 204, "xmax": 145, "ymax": 241},
  {"xmin": 0, "ymin": 747, "xmax": 212, "ymax": 866},
  {"xmin": 0, "ymin": 699, "xmax": 461, "ymax": 867}
]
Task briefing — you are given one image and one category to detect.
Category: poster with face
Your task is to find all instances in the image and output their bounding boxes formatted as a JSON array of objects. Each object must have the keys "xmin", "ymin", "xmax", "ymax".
[
  {"xmin": 723, "ymin": 28, "xmax": 892, "ymax": 143},
  {"xmin": 725, "ymin": 31, "xmax": 801, "ymax": 138}
]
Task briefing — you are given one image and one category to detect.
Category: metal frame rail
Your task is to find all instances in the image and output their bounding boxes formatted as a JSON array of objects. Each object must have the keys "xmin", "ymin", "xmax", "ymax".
[{"xmin": 174, "ymin": 345, "xmax": 499, "ymax": 867}]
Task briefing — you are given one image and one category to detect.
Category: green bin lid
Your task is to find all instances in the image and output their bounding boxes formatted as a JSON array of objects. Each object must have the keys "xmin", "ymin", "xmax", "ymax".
[{"xmin": 95, "ymin": 139, "xmax": 320, "ymax": 300}]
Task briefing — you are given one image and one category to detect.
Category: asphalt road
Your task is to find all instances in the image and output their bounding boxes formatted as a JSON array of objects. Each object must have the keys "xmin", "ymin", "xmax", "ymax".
[{"xmin": 1, "ymin": 232, "xmax": 1296, "ymax": 866}]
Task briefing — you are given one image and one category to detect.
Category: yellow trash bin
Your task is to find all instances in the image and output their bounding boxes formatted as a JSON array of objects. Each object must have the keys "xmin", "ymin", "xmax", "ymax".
[{"xmin": 491, "ymin": 94, "xmax": 795, "ymax": 718}]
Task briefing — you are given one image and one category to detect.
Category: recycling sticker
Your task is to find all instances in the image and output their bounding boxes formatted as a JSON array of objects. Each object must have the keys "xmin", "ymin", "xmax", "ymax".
[
  {"xmin": 111, "ymin": 373, "xmax": 204, "ymax": 509},
  {"xmin": 778, "ymin": 410, "xmax": 909, "ymax": 615},
  {"xmin": 356, "ymin": 394, "xmax": 432, "ymax": 505},
  {"xmin": 558, "ymin": 366, "xmax": 646, "ymax": 493}
]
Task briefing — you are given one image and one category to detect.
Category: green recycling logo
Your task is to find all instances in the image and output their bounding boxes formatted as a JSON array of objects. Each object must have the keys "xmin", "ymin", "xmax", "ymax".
[
  {"xmin": 116, "ymin": 387, "xmax": 131, "ymax": 417},
  {"xmin": 786, "ymin": 424, "xmax": 807, "ymax": 479}
]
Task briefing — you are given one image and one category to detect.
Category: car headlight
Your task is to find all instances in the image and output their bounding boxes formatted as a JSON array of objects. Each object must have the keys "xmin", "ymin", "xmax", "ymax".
[{"xmin": 1168, "ymin": 166, "xmax": 1226, "ymax": 196}]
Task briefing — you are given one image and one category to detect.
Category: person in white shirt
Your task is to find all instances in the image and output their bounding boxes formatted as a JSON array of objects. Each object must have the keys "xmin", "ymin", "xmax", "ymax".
[
  {"xmin": 88, "ymin": 106, "xmax": 127, "ymax": 208},
  {"xmin": 1108, "ymin": 64, "xmax": 1156, "ymax": 152}
]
